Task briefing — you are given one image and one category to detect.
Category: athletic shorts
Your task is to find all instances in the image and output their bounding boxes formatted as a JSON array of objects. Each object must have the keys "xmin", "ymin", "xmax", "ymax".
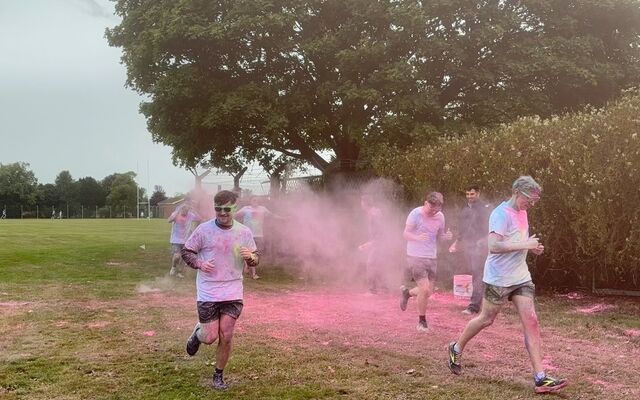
[
  {"xmin": 170, "ymin": 243, "xmax": 184, "ymax": 254},
  {"xmin": 197, "ymin": 300, "xmax": 244, "ymax": 323},
  {"xmin": 484, "ymin": 281, "xmax": 535, "ymax": 305},
  {"xmin": 406, "ymin": 256, "xmax": 437, "ymax": 281}
]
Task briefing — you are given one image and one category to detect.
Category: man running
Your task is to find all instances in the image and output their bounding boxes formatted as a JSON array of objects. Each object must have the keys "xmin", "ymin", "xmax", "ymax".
[
  {"xmin": 168, "ymin": 199, "xmax": 201, "ymax": 278},
  {"xmin": 181, "ymin": 190, "xmax": 258, "ymax": 390},
  {"xmin": 447, "ymin": 176, "xmax": 568, "ymax": 394},
  {"xmin": 235, "ymin": 196, "xmax": 281, "ymax": 279},
  {"xmin": 400, "ymin": 191, "xmax": 452, "ymax": 331}
]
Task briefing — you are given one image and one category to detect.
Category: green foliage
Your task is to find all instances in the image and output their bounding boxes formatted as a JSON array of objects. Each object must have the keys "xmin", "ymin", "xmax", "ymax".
[
  {"xmin": 107, "ymin": 0, "xmax": 640, "ymax": 174},
  {"xmin": 105, "ymin": 172, "xmax": 139, "ymax": 216},
  {"xmin": 149, "ymin": 185, "xmax": 167, "ymax": 206},
  {"xmin": 373, "ymin": 91, "xmax": 640, "ymax": 290},
  {"xmin": 0, "ymin": 162, "xmax": 38, "ymax": 209}
]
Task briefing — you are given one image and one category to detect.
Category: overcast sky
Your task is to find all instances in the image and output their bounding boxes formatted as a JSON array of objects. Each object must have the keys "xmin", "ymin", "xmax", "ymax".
[{"xmin": 0, "ymin": 0, "xmax": 271, "ymax": 196}]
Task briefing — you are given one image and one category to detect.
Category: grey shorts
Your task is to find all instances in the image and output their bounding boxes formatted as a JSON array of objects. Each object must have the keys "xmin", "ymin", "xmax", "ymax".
[
  {"xmin": 197, "ymin": 300, "xmax": 244, "ymax": 323},
  {"xmin": 406, "ymin": 256, "xmax": 437, "ymax": 281},
  {"xmin": 484, "ymin": 281, "xmax": 535, "ymax": 305},
  {"xmin": 170, "ymin": 243, "xmax": 184, "ymax": 254}
]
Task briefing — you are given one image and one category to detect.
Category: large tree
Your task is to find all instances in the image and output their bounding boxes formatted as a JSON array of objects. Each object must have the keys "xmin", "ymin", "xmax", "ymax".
[
  {"xmin": 149, "ymin": 185, "xmax": 167, "ymax": 206},
  {"xmin": 0, "ymin": 162, "xmax": 38, "ymax": 208},
  {"xmin": 105, "ymin": 172, "xmax": 138, "ymax": 216},
  {"xmin": 75, "ymin": 177, "xmax": 107, "ymax": 208},
  {"xmin": 107, "ymin": 0, "xmax": 640, "ymax": 173},
  {"xmin": 55, "ymin": 170, "xmax": 76, "ymax": 206}
]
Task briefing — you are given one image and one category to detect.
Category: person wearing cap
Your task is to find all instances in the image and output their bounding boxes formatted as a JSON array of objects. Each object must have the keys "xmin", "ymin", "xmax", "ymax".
[
  {"xmin": 447, "ymin": 176, "xmax": 568, "ymax": 394},
  {"xmin": 167, "ymin": 198, "xmax": 201, "ymax": 278},
  {"xmin": 400, "ymin": 191, "xmax": 453, "ymax": 331},
  {"xmin": 448, "ymin": 184, "xmax": 492, "ymax": 315}
]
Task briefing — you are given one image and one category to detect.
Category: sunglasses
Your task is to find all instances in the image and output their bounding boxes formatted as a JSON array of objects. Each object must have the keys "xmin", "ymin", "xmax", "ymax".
[
  {"xmin": 214, "ymin": 205, "xmax": 236, "ymax": 213},
  {"xmin": 519, "ymin": 191, "xmax": 540, "ymax": 205}
]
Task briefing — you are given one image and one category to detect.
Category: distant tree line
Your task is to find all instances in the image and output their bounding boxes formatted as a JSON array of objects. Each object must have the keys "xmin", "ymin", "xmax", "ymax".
[{"xmin": 0, "ymin": 163, "xmax": 168, "ymax": 218}]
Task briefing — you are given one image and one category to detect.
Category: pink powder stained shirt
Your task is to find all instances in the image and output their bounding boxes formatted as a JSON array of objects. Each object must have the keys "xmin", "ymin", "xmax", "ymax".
[
  {"xmin": 170, "ymin": 210, "xmax": 200, "ymax": 244},
  {"xmin": 235, "ymin": 205, "xmax": 271, "ymax": 237},
  {"xmin": 405, "ymin": 207, "xmax": 445, "ymax": 259},
  {"xmin": 483, "ymin": 201, "xmax": 532, "ymax": 287},
  {"xmin": 184, "ymin": 220, "xmax": 257, "ymax": 302}
]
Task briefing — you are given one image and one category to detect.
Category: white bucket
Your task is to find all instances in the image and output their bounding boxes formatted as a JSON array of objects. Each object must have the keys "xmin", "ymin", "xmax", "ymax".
[{"xmin": 453, "ymin": 274, "xmax": 473, "ymax": 299}]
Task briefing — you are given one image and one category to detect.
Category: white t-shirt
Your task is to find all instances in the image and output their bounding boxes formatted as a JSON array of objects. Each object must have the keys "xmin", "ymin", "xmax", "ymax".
[
  {"xmin": 405, "ymin": 207, "xmax": 445, "ymax": 259},
  {"xmin": 483, "ymin": 201, "xmax": 532, "ymax": 286},
  {"xmin": 235, "ymin": 205, "xmax": 271, "ymax": 237},
  {"xmin": 169, "ymin": 210, "xmax": 200, "ymax": 244},
  {"xmin": 184, "ymin": 220, "xmax": 256, "ymax": 302}
]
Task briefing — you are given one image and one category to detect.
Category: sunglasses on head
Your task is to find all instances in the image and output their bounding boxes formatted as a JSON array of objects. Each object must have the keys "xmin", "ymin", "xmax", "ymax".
[{"xmin": 214, "ymin": 205, "xmax": 235, "ymax": 213}]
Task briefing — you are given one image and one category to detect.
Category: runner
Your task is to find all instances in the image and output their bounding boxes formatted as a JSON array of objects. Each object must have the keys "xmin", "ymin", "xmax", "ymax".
[{"xmin": 447, "ymin": 176, "xmax": 568, "ymax": 394}]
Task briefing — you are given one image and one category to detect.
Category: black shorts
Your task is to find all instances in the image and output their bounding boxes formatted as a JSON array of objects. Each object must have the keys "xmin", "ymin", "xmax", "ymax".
[{"xmin": 196, "ymin": 300, "xmax": 244, "ymax": 323}]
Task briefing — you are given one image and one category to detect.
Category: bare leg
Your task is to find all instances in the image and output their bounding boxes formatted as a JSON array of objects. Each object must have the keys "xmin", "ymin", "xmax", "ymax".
[
  {"xmin": 457, "ymin": 298, "xmax": 502, "ymax": 351},
  {"xmin": 198, "ymin": 320, "xmax": 220, "ymax": 345},
  {"xmin": 215, "ymin": 314, "xmax": 238, "ymax": 370},
  {"xmin": 170, "ymin": 253, "xmax": 181, "ymax": 275},
  {"xmin": 408, "ymin": 278, "xmax": 433, "ymax": 316},
  {"xmin": 512, "ymin": 295, "xmax": 544, "ymax": 373}
]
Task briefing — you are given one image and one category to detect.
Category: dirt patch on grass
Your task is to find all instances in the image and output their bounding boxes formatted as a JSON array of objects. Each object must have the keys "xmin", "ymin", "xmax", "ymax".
[{"xmin": 234, "ymin": 288, "xmax": 640, "ymax": 398}]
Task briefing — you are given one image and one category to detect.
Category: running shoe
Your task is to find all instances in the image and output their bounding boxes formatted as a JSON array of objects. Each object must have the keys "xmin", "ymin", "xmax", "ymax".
[
  {"xmin": 534, "ymin": 375, "xmax": 568, "ymax": 394},
  {"xmin": 447, "ymin": 342, "xmax": 462, "ymax": 375},
  {"xmin": 186, "ymin": 323, "xmax": 201, "ymax": 356},
  {"xmin": 213, "ymin": 372, "xmax": 229, "ymax": 390}
]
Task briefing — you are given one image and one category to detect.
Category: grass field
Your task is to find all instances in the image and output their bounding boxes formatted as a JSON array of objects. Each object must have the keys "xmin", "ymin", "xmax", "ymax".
[{"xmin": 1, "ymin": 219, "xmax": 639, "ymax": 399}]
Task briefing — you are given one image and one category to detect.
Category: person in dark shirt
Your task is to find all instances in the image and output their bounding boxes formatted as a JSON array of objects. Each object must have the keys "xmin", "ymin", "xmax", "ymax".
[{"xmin": 449, "ymin": 185, "xmax": 491, "ymax": 314}]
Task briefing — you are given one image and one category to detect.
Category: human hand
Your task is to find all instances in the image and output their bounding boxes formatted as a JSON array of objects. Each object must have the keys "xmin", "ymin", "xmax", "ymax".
[
  {"xmin": 240, "ymin": 246, "xmax": 254, "ymax": 261},
  {"xmin": 199, "ymin": 259, "xmax": 215, "ymax": 273},
  {"xmin": 524, "ymin": 234, "xmax": 541, "ymax": 250},
  {"xmin": 416, "ymin": 233, "xmax": 428, "ymax": 241},
  {"xmin": 531, "ymin": 243, "xmax": 545, "ymax": 255}
]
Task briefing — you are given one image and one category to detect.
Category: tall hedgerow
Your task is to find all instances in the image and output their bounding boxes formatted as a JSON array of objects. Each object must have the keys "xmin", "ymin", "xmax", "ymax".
[{"xmin": 372, "ymin": 91, "xmax": 640, "ymax": 291}]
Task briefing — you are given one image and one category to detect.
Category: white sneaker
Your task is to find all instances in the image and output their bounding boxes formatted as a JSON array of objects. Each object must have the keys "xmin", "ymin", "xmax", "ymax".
[{"xmin": 252, "ymin": 274, "xmax": 260, "ymax": 280}]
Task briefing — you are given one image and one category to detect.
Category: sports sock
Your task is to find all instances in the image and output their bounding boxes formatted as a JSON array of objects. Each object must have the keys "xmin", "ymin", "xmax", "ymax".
[
  {"xmin": 534, "ymin": 371, "xmax": 546, "ymax": 383},
  {"xmin": 453, "ymin": 343, "xmax": 462, "ymax": 353},
  {"xmin": 215, "ymin": 368, "xmax": 224, "ymax": 375},
  {"xmin": 419, "ymin": 315, "xmax": 426, "ymax": 323}
]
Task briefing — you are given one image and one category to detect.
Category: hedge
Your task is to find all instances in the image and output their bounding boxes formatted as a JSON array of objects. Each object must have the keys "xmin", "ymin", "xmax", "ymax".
[{"xmin": 372, "ymin": 91, "xmax": 640, "ymax": 291}]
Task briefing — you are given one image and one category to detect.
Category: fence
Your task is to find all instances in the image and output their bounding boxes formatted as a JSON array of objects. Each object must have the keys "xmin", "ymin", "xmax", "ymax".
[{"xmin": 0, "ymin": 205, "xmax": 163, "ymax": 219}]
